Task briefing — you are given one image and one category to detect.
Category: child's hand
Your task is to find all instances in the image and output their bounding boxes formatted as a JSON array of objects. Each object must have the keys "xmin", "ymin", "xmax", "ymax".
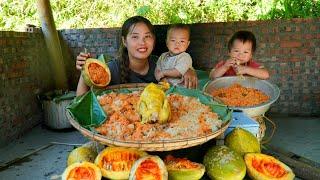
[
  {"xmin": 234, "ymin": 65, "xmax": 248, "ymax": 75},
  {"xmin": 224, "ymin": 58, "xmax": 236, "ymax": 68},
  {"xmin": 155, "ymin": 68, "xmax": 164, "ymax": 81}
]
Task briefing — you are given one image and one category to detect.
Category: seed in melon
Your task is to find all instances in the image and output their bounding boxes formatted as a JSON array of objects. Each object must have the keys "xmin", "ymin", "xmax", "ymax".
[
  {"xmin": 245, "ymin": 153, "xmax": 295, "ymax": 180},
  {"xmin": 164, "ymin": 155, "xmax": 205, "ymax": 180},
  {"xmin": 129, "ymin": 155, "xmax": 168, "ymax": 180},
  {"xmin": 62, "ymin": 162, "xmax": 101, "ymax": 180},
  {"xmin": 82, "ymin": 58, "xmax": 111, "ymax": 88},
  {"xmin": 94, "ymin": 147, "xmax": 148, "ymax": 179}
]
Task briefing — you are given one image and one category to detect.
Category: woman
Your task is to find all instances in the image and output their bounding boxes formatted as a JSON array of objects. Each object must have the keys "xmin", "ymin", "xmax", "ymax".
[{"xmin": 76, "ymin": 16, "xmax": 197, "ymax": 96}]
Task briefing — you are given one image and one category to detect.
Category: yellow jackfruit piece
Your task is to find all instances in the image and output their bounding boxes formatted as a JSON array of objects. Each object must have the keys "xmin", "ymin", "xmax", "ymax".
[{"xmin": 137, "ymin": 83, "xmax": 171, "ymax": 124}]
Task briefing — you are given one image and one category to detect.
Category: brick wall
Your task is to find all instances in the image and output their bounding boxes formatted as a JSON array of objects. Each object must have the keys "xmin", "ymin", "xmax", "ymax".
[
  {"xmin": 60, "ymin": 18, "xmax": 320, "ymax": 116},
  {"xmin": 0, "ymin": 31, "xmax": 54, "ymax": 146}
]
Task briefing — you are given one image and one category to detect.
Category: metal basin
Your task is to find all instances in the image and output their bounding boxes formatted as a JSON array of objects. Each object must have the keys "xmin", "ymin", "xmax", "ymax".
[{"xmin": 204, "ymin": 76, "xmax": 280, "ymax": 117}]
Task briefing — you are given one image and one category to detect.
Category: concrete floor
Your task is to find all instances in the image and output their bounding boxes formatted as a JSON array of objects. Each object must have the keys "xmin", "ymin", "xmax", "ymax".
[{"xmin": 0, "ymin": 114, "xmax": 319, "ymax": 180}]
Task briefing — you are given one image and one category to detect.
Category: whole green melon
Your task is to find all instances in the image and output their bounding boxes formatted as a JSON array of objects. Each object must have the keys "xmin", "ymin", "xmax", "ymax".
[
  {"xmin": 225, "ymin": 127, "xmax": 260, "ymax": 156},
  {"xmin": 67, "ymin": 146, "xmax": 98, "ymax": 166},
  {"xmin": 203, "ymin": 145, "xmax": 246, "ymax": 180}
]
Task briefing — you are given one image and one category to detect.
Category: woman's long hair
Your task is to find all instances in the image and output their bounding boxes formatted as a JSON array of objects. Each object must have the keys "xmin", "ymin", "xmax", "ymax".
[{"xmin": 118, "ymin": 16, "xmax": 155, "ymax": 83}]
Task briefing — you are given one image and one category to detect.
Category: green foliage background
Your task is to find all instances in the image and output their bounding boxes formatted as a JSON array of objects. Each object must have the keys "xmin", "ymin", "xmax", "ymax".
[{"xmin": 0, "ymin": 0, "xmax": 319, "ymax": 31}]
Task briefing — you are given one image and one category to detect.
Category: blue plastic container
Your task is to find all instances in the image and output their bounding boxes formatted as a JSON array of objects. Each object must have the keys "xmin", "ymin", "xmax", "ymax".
[{"xmin": 225, "ymin": 111, "xmax": 259, "ymax": 138}]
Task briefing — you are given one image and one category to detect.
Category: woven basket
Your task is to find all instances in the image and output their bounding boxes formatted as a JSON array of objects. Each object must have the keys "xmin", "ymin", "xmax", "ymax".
[{"xmin": 67, "ymin": 83, "xmax": 231, "ymax": 151}]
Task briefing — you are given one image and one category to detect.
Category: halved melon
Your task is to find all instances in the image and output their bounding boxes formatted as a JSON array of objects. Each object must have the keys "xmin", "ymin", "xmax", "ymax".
[
  {"xmin": 82, "ymin": 58, "xmax": 111, "ymax": 88},
  {"xmin": 245, "ymin": 153, "xmax": 295, "ymax": 180},
  {"xmin": 164, "ymin": 155, "xmax": 205, "ymax": 180},
  {"xmin": 62, "ymin": 162, "xmax": 101, "ymax": 180},
  {"xmin": 94, "ymin": 147, "xmax": 148, "ymax": 179},
  {"xmin": 129, "ymin": 155, "xmax": 168, "ymax": 180},
  {"xmin": 67, "ymin": 146, "xmax": 98, "ymax": 166}
]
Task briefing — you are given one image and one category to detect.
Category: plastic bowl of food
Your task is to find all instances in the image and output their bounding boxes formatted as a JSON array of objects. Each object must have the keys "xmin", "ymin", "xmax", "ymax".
[{"xmin": 204, "ymin": 76, "xmax": 280, "ymax": 117}]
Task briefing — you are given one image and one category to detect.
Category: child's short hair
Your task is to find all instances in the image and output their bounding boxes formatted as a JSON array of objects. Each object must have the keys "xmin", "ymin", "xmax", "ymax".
[
  {"xmin": 167, "ymin": 24, "xmax": 190, "ymax": 39},
  {"xmin": 228, "ymin": 30, "xmax": 256, "ymax": 52}
]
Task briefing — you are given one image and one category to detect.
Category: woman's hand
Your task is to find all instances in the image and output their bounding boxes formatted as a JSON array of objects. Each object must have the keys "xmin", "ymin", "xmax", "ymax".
[
  {"xmin": 76, "ymin": 52, "xmax": 91, "ymax": 71},
  {"xmin": 183, "ymin": 68, "xmax": 198, "ymax": 89}
]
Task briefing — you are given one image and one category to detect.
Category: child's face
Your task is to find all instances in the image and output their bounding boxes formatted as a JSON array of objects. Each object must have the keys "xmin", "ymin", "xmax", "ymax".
[
  {"xmin": 166, "ymin": 28, "xmax": 190, "ymax": 55},
  {"xmin": 229, "ymin": 39, "xmax": 253, "ymax": 64}
]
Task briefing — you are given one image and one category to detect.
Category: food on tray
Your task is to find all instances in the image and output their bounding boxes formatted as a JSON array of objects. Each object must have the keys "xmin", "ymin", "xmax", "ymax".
[
  {"xmin": 67, "ymin": 146, "xmax": 98, "ymax": 166},
  {"xmin": 203, "ymin": 145, "xmax": 246, "ymax": 180},
  {"xmin": 62, "ymin": 161, "xmax": 102, "ymax": 180},
  {"xmin": 225, "ymin": 127, "xmax": 261, "ymax": 156},
  {"xmin": 137, "ymin": 82, "xmax": 170, "ymax": 124},
  {"xmin": 82, "ymin": 58, "xmax": 111, "ymax": 88},
  {"xmin": 245, "ymin": 153, "xmax": 295, "ymax": 180},
  {"xmin": 96, "ymin": 91, "xmax": 222, "ymax": 141},
  {"xmin": 94, "ymin": 147, "xmax": 148, "ymax": 179},
  {"xmin": 129, "ymin": 155, "xmax": 168, "ymax": 180},
  {"xmin": 164, "ymin": 155, "xmax": 205, "ymax": 180},
  {"xmin": 211, "ymin": 83, "xmax": 269, "ymax": 107}
]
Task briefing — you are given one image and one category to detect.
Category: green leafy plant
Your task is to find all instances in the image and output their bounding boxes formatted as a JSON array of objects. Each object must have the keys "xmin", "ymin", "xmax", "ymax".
[
  {"xmin": 260, "ymin": 0, "xmax": 320, "ymax": 19},
  {"xmin": 0, "ymin": 0, "xmax": 318, "ymax": 31}
]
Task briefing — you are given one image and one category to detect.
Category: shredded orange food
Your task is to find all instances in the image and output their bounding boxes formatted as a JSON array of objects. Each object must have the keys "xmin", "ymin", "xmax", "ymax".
[
  {"xmin": 211, "ymin": 83, "xmax": 269, "ymax": 107},
  {"xmin": 96, "ymin": 92, "xmax": 222, "ymax": 141},
  {"xmin": 88, "ymin": 63, "xmax": 108, "ymax": 85}
]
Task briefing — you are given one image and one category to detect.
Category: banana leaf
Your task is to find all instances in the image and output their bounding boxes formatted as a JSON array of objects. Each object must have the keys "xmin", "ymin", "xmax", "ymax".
[
  {"xmin": 196, "ymin": 70, "xmax": 210, "ymax": 90},
  {"xmin": 97, "ymin": 54, "xmax": 106, "ymax": 63},
  {"xmin": 67, "ymin": 90, "xmax": 106, "ymax": 128}
]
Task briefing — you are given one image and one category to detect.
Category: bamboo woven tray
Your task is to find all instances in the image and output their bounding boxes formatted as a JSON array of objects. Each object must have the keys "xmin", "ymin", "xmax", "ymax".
[{"xmin": 67, "ymin": 83, "xmax": 231, "ymax": 151}]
